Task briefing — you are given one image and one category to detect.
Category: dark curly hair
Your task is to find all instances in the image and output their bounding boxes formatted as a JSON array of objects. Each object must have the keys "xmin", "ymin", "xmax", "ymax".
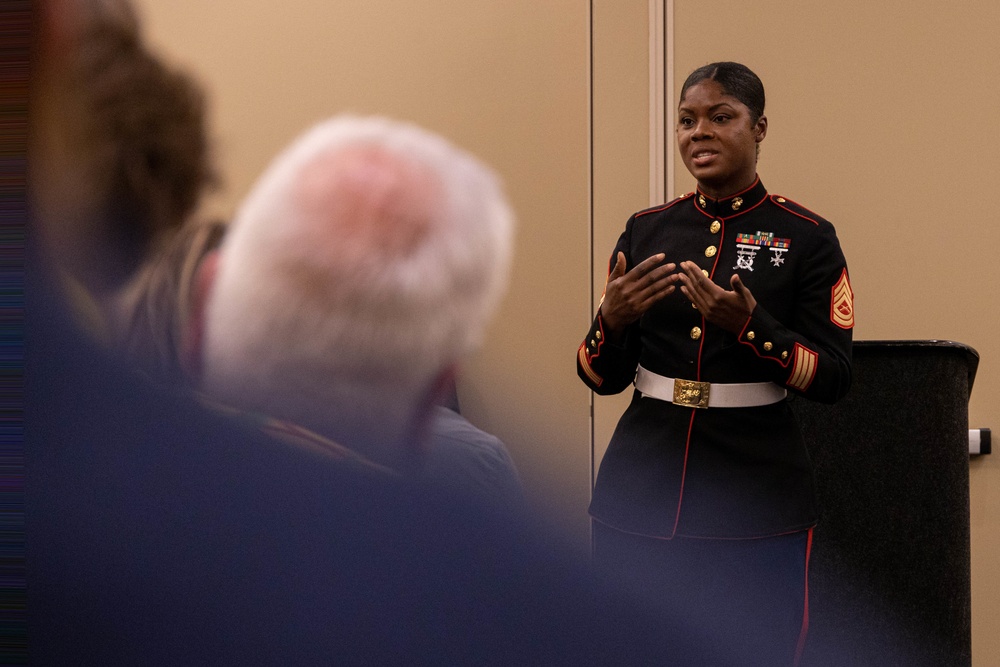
[{"xmin": 75, "ymin": 8, "xmax": 217, "ymax": 276}]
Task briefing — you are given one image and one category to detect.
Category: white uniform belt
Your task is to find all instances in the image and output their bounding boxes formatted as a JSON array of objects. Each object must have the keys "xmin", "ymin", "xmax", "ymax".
[{"xmin": 634, "ymin": 365, "xmax": 786, "ymax": 409}]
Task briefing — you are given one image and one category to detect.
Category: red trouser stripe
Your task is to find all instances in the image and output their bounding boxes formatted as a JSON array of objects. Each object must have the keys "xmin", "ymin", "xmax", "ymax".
[{"xmin": 793, "ymin": 527, "xmax": 814, "ymax": 666}]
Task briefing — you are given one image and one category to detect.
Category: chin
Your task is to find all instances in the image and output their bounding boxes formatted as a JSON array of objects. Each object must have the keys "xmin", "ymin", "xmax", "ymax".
[{"xmin": 692, "ymin": 173, "xmax": 727, "ymax": 191}]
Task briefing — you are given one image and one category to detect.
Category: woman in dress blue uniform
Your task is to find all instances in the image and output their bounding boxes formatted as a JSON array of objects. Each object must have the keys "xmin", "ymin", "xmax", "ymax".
[{"xmin": 577, "ymin": 62, "xmax": 854, "ymax": 665}]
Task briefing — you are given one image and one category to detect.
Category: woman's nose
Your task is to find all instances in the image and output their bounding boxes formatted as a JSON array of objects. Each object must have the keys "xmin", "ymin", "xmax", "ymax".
[{"xmin": 692, "ymin": 119, "xmax": 713, "ymax": 139}]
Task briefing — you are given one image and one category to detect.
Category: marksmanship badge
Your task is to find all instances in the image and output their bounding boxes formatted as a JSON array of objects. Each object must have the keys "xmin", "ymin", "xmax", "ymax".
[
  {"xmin": 734, "ymin": 231, "xmax": 791, "ymax": 271},
  {"xmin": 734, "ymin": 244, "xmax": 758, "ymax": 271}
]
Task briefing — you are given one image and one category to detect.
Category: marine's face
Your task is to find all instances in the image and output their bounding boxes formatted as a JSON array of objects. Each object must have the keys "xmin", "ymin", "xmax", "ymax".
[{"xmin": 676, "ymin": 79, "xmax": 766, "ymax": 199}]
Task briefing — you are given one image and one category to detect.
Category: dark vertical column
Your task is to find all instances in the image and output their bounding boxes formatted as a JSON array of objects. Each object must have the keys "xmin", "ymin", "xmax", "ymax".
[{"xmin": 794, "ymin": 341, "xmax": 976, "ymax": 667}]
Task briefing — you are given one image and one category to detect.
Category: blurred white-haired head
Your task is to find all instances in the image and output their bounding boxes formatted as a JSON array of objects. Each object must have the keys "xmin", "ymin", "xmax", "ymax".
[{"xmin": 201, "ymin": 115, "xmax": 514, "ymax": 466}]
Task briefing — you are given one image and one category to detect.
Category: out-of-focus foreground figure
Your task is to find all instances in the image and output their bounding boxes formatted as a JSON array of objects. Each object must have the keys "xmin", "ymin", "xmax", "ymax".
[
  {"xmin": 25, "ymin": 0, "xmax": 717, "ymax": 663},
  {"xmin": 30, "ymin": 0, "xmax": 213, "ymax": 301},
  {"xmin": 198, "ymin": 116, "xmax": 522, "ymax": 502}
]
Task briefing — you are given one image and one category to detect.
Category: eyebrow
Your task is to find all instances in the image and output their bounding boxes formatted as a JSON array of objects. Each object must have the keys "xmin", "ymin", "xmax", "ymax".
[{"xmin": 677, "ymin": 102, "xmax": 739, "ymax": 114}]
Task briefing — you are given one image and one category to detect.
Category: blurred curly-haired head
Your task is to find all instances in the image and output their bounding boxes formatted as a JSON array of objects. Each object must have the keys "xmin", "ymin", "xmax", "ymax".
[
  {"xmin": 30, "ymin": 0, "xmax": 216, "ymax": 292},
  {"xmin": 76, "ymin": 17, "xmax": 216, "ymax": 273}
]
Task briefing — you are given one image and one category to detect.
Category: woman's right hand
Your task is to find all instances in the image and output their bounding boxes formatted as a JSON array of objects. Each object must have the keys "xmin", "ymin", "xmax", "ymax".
[{"xmin": 599, "ymin": 252, "xmax": 678, "ymax": 341}]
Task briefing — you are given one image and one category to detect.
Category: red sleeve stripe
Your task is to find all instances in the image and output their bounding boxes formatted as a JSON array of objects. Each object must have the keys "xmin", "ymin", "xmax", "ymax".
[
  {"xmin": 578, "ymin": 343, "xmax": 603, "ymax": 386},
  {"xmin": 788, "ymin": 344, "xmax": 818, "ymax": 392}
]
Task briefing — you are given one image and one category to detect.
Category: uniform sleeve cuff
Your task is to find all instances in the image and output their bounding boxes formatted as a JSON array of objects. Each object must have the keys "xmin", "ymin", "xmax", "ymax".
[{"xmin": 738, "ymin": 307, "xmax": 792, "ymax": 367}]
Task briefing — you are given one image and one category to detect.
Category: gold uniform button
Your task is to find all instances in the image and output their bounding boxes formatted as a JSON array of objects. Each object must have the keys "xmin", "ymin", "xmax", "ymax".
[
  {"xmin": 705, "ymin": 246, "xmax": 717, "ymax": 258},
  {"xmin": 590, "ymin": 339, "xmax": 596, "ymax": 348},
  {"xmin": 764, "ymin": 342, "xmax": 773, "ymax": 351},
  {"xmin": 781, "ymin": 350, "xmax": 789, "ymax": 360},
  {"xmin": 595, "ymin": 331, "xmax": 602, "ymax": 340},
  {"xmin": 701, "ymin": 269, "xmax": 709, "ymax": 278},
  {"xmin": 690, "ymin": 327, "xmax": 702, "ymax": 340},
  {"xmin": 709, "ymin": 221, "xmax": 721, "ymax": 234},
  {"xmin": 747, "ymin": 331, "xmax": 756, "ymax": 341},
  {"xmin": 776, "ymin": 197, "xmax": 786, "ymax": 203}
]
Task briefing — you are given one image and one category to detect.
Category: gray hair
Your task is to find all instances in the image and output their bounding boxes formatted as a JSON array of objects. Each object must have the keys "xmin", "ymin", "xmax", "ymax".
[{"xmin": 201, "ymin": 116, "xmax": 514, "ymax": 462}]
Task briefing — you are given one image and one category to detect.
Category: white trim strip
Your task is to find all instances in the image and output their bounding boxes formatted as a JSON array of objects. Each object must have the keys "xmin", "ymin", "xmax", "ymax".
[
  {"xmin": 665, "ymin": 0, "xmax": 675, "ymax": 201},
  {"xmin": 649, "ymin": 0, "xmax": 666, "ymax": 206}
]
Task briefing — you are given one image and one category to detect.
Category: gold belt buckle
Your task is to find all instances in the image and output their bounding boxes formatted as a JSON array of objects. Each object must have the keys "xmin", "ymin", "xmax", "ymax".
[{"xmin": 673, "ymin": 379, "xmax": 711, "ymax": 409}]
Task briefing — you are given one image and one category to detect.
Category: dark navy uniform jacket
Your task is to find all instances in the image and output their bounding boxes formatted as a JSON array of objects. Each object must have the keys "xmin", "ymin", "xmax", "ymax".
[{"xmin": 578, "ymin": 178, "xmax": 853, "ymax": 539}]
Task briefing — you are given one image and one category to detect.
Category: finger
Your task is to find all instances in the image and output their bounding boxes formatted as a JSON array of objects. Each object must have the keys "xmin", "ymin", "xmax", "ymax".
[
  {"xmin": 680, "ymin": 261, "xmax": 709, "ymax": 282},
  {"xmin": 678, "ymin": 262, "xmax": 713, "ymax": 298},
  {"xmin": 645, "ymin": 282, "xmax": 677, "ymax": 308},
  {"xmin": 730, "ymin": 273, "xmax": 757, "ymax": 312},
  {"xmin": 680, "ymin": 264, "xmax": 722, "ymax": 311},
  {"xmin": 636, "ymin": 271, "xmax": 679, "ymax": 307},
  {"xmin": 608, "ymin": 252, "xmax": 627, "ymax": 281},
  {"xmin": 629, "ymin": 253, "xmax": 667, "ymax": 279},
  {"xmin": 627, "ymin": 264, "xmax": 676, "ymax": 306},
  {"xmin": 678, "ymin": 278, "xmax": 709, "ymax": 312},
  {"xmin": 637, "ymin": 262, "xmax": 678, "ymax": 290}
]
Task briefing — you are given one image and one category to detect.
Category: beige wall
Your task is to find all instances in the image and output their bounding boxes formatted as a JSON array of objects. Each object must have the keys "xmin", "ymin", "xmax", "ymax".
[
  {"xmin": 591, "ymin": 2, "xmax": 653, "ymax": 483},
  {"xmin": 135, "ymin": 0, "xmax": 998, "ymax": 660}
]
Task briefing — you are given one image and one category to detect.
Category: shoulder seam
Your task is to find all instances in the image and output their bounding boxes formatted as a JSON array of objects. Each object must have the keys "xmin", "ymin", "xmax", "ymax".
[
  {"xmin": 635, "ymin": 193, "xmax": 692, "ymax": 219},
  {"xmin": 770, "ymin": 194, "xmax": 823, "ymax": 226}
]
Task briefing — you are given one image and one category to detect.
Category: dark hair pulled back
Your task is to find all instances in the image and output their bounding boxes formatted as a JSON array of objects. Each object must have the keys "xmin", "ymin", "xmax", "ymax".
[{"xmin": 680, "ymin": 62, "xmax": 765, "ymax": 124}]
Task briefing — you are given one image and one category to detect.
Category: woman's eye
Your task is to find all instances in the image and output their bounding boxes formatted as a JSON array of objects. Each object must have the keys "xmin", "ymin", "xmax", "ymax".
[
  {"xmin": 679, "ymin": 118, "xmax": 694, "ymax": 127},
  {"xmin": 713, "ymin": 115, "xmax": 730, "ymax": 123}
]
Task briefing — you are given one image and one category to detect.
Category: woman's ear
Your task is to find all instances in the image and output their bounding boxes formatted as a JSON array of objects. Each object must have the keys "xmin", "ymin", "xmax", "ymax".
[{"xmin": 755, "ymin": 115, "xmax": 768, "ymax": 143}]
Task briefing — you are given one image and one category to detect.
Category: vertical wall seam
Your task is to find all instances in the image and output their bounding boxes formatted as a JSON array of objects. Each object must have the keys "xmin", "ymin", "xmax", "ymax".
[
  {"xmin": 649, "ymin": 0, "xmax": 666, "ymax": 207},
  {"xmin": 587, "ymin": 0, "xmax": 596, "ymax": 503},
  {"xmin": 665, "ymin": 0, "xmax": 675, "ymax": 200}
]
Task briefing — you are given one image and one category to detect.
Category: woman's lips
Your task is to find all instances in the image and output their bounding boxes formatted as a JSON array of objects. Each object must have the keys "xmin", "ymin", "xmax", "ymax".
[{"xmin": 691, "ymin": 150, "xmax": 717, "ymax": 167}]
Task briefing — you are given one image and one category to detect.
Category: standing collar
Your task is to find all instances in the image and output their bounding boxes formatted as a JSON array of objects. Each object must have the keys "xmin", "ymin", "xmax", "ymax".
[{"xmin": 693, "ymin": 177, "xmax": 768, "ymax": 218}]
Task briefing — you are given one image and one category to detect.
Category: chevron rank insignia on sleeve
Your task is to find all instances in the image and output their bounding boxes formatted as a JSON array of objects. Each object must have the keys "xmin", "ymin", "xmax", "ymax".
[{"xmin": 831, "ymin": 269, "xmax": 854, "ymax": 329}]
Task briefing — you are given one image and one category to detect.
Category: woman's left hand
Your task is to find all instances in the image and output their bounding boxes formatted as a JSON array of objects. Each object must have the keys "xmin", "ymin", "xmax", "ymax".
[{"xmin": 676, "ymin": 261, "xmax": 757, "ymax": 334}]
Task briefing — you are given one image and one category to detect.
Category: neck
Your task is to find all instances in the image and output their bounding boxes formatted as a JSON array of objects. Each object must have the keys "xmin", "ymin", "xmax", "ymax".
[{"xmin": 697, "ymin": 173, "xmax": 758, "ymax": 200}]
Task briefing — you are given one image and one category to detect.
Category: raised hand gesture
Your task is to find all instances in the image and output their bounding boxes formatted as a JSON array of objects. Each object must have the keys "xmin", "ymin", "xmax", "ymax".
[
  {"xmin": 599, "ymin": 252, "xmax": 679, "ymax": 340},
  {"xmin": 676, "ymin": 261, "xmax": 757, "ymax": 334}
]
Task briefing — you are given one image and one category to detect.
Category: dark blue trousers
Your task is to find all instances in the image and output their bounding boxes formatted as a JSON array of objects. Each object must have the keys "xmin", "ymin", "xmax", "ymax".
[{"xmin": 594, "ymin": 521, "xmax": 812, "ymax": 666}]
